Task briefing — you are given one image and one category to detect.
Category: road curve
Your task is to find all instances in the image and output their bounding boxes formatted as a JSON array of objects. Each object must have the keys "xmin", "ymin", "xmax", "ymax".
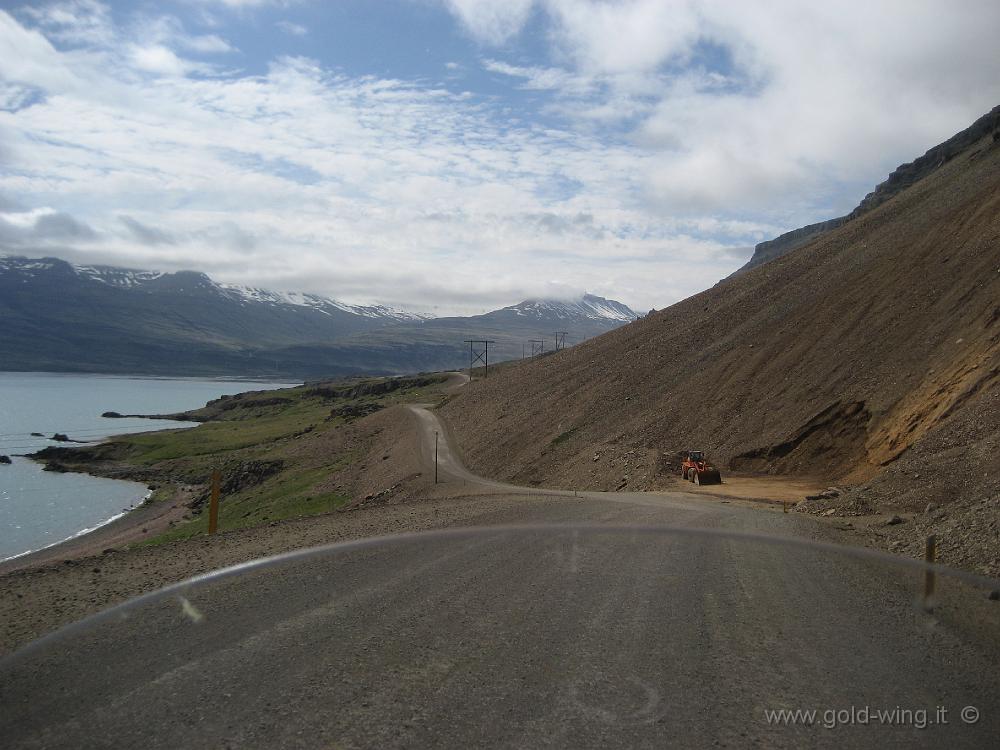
[
  {"xmin": 2, "ymin": 406, "xmax": 999, "ymax": 749},
  {"xmin": 409, "ymin": 404, "xmax": 715, "ymax": 514}
]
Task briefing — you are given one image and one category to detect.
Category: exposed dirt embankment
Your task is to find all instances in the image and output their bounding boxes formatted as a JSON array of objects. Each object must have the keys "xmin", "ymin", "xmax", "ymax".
[{"xmin": 440, "ymin": 125, "xmax": 1000, "ymax": 574}]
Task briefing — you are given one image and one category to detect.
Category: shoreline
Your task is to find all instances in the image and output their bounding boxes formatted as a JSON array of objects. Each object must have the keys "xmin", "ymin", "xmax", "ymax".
[
  {"xmin": 2, "ymin": 507, "xmax": 132, "ymax": 565},
  {"xmin": 0, "ymin": 373, "xmax": 303, "ymax": 573},
  {"xmin": 0, "ymin": 369, "xmax": 301, "ymax": 385},
  {"xmin": 2, "ymin": 437, "xmax": 180, "ymax": 571},
  {"xmin": 0, "ymin": 485, "xmax": 194, "ymax": 576}
]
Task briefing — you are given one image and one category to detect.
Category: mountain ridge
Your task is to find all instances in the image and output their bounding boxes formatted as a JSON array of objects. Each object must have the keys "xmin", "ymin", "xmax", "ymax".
[
  {"xmin": 737, "ymin": 104, "xmax": 1000, "ymax": 274},
  {"xmin": 0, "ymin": 255, "xmax": 636, "ymax": 378},
  {"xmin": 6, "ymin": 257, "xmax": 428, "ymax": 322}
]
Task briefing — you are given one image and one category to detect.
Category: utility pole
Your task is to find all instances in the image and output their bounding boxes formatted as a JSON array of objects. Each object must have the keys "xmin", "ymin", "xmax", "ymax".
[
  {"xmin": 554, "ymin": 331, "xmax": 568, "ymax": 351},
  {"xmin": 529, "ymin": 339, "xmax": 544, "ymax": 358},
  {"xmin": 463, "ymin": 339, "xmax": 495, "ymax": 380}
]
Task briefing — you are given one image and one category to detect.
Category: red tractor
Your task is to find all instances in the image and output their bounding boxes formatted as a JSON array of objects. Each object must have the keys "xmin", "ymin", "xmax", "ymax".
[{"xmin": 681, "ymin": 450, "xmax": 722, "ymax": 485}]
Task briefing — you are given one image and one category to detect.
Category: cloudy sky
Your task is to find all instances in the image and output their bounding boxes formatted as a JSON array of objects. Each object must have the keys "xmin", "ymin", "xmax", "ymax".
[{"xmin": 1, "ymin": 0, "xmax": 998, "ymax": 315}]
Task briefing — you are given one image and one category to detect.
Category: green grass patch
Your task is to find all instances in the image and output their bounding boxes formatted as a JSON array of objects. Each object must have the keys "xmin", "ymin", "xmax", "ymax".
[
  {"xmin": 147, "ymin": 462, "xmax": 352, "ymax": 545},
  {"xmin": 126, "ymin": 373, "xmax": 450, "ymax": 545},
  {"xmin": 122, "ymin": 402, "xmax": 328, "ymax": 464}
]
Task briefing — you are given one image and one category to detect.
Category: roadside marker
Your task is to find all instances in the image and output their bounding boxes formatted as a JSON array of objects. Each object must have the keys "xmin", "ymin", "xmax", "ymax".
[
  {"xmin": 208, "ymin": 470, "xmax": 221, "ymax": 535},
  {"xmin": 435, "ymin": 431, "xmax": 439, "ymax": 484}
]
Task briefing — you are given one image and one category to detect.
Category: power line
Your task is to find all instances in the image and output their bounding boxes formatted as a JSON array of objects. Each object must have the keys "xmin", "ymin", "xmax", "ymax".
[{"xmin": 463, "ymin": 339, "xmax": 495, "ymax": 380}]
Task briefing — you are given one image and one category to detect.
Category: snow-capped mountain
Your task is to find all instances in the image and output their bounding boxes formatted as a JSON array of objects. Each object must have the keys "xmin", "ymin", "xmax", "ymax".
[
  {"xmin": 74, "ymin": 264, "xmax": 166, "ymax": 288},
  {"xmin": 216, "ymin": 284, "xmax": 430, "ymax": 321},
  {"xmin": 1, "ymin": 255, "xmax": 639, "ymax": 378},
  {"xmin": 32, "ymin": 259, "xmax": 424, "ymax": 322},
  {"xmin": 501, "ymin": 294, "xmax": 638, "ymax": 324}
]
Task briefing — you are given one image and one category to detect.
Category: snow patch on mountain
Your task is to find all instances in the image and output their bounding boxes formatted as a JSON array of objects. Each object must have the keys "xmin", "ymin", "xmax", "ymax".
[
  {"xmin": 0, "ymin": 256, "xmax": 426, "ymax": 322},
  {"xmin": 503, "ymin": 294, "xmax": 637, "ymax": 323},
  {"xmin": 76, "ymin": 265, "xmax": 166, "ymax": 287},
  {"xmin": 219, "ymin": 284, "xmax": 428, "ymax": 321}
]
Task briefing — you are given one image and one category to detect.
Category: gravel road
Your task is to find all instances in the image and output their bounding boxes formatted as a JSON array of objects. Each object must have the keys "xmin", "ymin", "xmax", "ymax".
[{"xmin": 2, "ymin": 407, "xmax": 998, "ymax": 749}]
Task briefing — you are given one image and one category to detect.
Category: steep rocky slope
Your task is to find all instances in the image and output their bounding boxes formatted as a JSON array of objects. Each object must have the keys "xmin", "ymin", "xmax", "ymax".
[{"xmin": 440, "ymin": 116, "xmax": 1000, "ymax": 556}]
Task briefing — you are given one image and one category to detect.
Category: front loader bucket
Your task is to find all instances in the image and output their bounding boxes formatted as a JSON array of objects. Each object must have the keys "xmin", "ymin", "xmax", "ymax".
[{"xmin": 695, "ymin": 469, "xmax": 722, "ymax": 485}]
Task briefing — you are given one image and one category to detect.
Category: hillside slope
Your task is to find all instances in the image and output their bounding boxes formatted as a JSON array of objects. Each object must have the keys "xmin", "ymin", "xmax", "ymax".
[{"xmin": 440, "ymin": 118, "xmax": 1000, "ymax": 532}]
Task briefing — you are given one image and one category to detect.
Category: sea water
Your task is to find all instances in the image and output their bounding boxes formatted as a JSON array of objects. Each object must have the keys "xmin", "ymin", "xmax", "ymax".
[{"xmin": 0, "ymin": 373, "xmax": 298, "ymax": 560}]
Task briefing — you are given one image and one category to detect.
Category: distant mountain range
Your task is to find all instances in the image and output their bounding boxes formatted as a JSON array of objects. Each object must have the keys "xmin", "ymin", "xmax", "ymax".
[{"xmin": 0, "ymin": 256, "xmax": 637, "ymax": 378}]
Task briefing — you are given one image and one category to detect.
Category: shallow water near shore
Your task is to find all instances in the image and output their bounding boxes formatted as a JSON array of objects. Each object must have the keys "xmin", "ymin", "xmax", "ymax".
[{"xmin": 0, "ymin": 373, "xmax": 297, "ymax": 560}]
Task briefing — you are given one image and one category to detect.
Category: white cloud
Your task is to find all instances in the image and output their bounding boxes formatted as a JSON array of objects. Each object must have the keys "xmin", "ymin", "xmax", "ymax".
[
  {"xmin": 482, "ymin": 59, "xmax": 594, "ymax": 95},
  {"xmin": 208, "ymin": 0, "xmax": 297, "ymax": 7},
  {"xmin": 455, "ymin": 0, "xmax": 1000, "ymax": 217},
  {"xmin": 22, "ymin": 0, "xmax": 114, "ymax": 46},
  {"xmin": 0, "ymin": 205, "xmax": 100, "ymax": 244},
  {"xmin": 0, "ymin": 11, "xmax": 79, "ymax": 92},
  {"xmin": 177, "ymin": 33, "xmax": 233, "ymax": 53},
  {"xmin": 623, "ymin": 1, "xmax": 1000, "ymax": 213},
  {"xmin": 129, "ymin": 44, "xmax": 188, "ymax": 76},
  {"xmin": 444, "ymin": 0, "xmax": 536, "ymax": 45},
  {"xmin": 133, "ymin": 14, "xmax": 235, "ymax": 56},
  {"xmin": 2, "ymin": 2, "xmax": 1000, "ymax": 315},
  {"xmin": 544, "ymin": 0, "xmax": 701, "ymax": 74},
  {"xmin": 276, "ymin": 20, "xmax": 307, "ymax": 36},
  {"xmin": 0, "ymin": 9, "xmax": 698, "ymax": 311}
]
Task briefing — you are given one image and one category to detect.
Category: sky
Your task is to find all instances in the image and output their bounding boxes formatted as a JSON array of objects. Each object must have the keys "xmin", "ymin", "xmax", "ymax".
[{"xmin": 1, "ymin": 1, "xmax": 998, "ymax": 315}]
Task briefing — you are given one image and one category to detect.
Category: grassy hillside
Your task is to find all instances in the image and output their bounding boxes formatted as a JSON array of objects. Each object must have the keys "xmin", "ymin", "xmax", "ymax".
[{"xmin": 34, "ymin": 374, "xmax": 450, "ymax": 543}]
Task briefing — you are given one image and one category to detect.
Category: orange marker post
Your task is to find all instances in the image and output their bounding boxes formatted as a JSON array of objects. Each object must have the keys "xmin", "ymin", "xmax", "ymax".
[{"xmin": 208, "ymin": 470, "xmax": 221, "ymax": 535}]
